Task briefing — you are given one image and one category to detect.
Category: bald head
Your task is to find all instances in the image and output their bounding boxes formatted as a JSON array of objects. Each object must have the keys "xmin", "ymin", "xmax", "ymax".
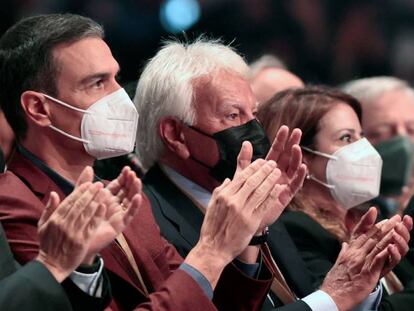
[{"xmin": 250, "ymin": 67, "xmax": 304, "ymax": 104}]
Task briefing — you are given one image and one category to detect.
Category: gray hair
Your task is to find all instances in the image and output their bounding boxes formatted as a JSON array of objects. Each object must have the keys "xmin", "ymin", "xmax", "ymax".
[
  {"xmin": 341, "ymin": 76, "xmax": 414, "ymax": 107},
  {"xmin": 249, "ymin": 54, "xmax": 286, "ymax": 79},
  {"xmin": 134, "ymin": 38, "xmax": 249, "ymax": 170}
]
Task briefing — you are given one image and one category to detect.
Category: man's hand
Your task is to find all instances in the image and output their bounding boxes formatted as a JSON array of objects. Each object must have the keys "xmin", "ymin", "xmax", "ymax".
[
  {"xmin": 321, "ymin": 207, "xmax": 412, "ymax": 311},
  {"xmin": 35, "ymin": 182, "xmax": 106, "ymax": 283},
  {"xmin": 75, "ymin": 166, "xmax": 142, "ymax": 258},
  {"xmin": 185, "ymin": 158, "xmax": 282, "ymax": 288},
  {"xmin": 235, "ymin": 127, "xmax": 307, "ymax": 229}
]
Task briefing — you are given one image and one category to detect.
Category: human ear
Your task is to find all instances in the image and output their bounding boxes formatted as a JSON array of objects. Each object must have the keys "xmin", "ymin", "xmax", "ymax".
[
  {"xmin": 159, "ymin": 117, "xmax": 190, "ymax": 159},
  {"xmin": 20, "ymin": 91, "xmax": 52, "ymax": 127}
]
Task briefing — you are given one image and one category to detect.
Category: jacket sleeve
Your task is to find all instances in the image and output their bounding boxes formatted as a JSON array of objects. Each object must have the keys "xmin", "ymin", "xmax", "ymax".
[
  {"xmin": 0, "ymin": 261, "xmax": 73, "ymax": 311},
  {"xmin": 0, "ymin": 192, "xmax": 112, "ymax": 311}
]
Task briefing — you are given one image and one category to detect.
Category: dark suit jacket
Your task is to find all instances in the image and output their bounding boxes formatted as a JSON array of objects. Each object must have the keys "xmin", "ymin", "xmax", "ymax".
[
  {"xmin": 0, "ymin": 152, "xmax": 272, "ymax": 311},
  {"xmin": 280, "ymin": 210, "xmax": 414, "ymax": 311},
  {"xmin": 143, "ymin": 165, "xmax": 317, "ymax": 311},
  {"xmin": 404, "ymin": 202, "xmax": 414, "ymax": 265},
  {"xmin": 0, "ymin": 223, "xmax": 73, "ymax": 311}
]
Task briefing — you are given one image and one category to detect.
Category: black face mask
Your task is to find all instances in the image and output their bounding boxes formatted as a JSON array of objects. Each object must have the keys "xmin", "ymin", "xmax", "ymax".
[{"xmin": 188, "ymin": 119, "xmax": 271, "ymax": 182}]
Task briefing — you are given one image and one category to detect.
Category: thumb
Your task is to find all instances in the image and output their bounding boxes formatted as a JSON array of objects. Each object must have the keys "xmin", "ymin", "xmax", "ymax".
[
  {"xmin": 75, "ymin": 166, "xmax": 94, "ymax": 188},
  {"xmin": 234, "ymin": 141, "xmax": 253, "ymax": 177},
  {"xmin": 38, "ymin": 192, "xmax": 60, "ymax": 227},
  {"xmin": 351, "ymin": 206, "xmax": 377, "ymax": 237}
]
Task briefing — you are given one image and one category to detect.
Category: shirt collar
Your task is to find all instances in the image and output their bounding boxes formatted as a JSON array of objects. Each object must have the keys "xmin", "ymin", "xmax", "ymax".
[{"xmin": 161, "ymin": 164, "xmax": 212, "ymax": 209}]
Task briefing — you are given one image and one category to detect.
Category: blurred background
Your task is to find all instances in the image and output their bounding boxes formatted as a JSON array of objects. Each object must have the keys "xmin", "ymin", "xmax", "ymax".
[{"xmin": 1, "ymin": 0, "xmax": 414, "ymax": 86}]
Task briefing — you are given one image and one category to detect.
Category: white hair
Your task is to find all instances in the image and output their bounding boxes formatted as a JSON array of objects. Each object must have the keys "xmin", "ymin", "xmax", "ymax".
[
  {"xmin": 134, "ymin": 38, "xmax": 249, "ymax": 170},
  {"xmin": 249, "ymin": 54, "xmax": 286, "ymax": 79},
  {"xmin": 341, "ymin": 76, "xmax": 414, "ymax": 106}
]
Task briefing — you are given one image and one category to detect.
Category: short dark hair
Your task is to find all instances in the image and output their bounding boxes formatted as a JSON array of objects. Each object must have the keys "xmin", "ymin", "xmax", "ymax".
[{"xmin": 0, "ymin": 14, "xmax": 104, "ymax": 140}]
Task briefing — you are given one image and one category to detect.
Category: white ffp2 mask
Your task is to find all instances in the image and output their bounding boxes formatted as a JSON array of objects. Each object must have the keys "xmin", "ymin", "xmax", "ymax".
[
  {"xmin": 302, "ymin": 138, "xmax": 383, "ymax": 209},
  {"xmin": 44, "ymin": 88, "xmax": 138, "ymax": 160}
]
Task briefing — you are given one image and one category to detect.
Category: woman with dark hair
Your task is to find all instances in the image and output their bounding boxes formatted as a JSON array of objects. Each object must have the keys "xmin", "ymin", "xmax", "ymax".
[{"xmin": 257, "ymin": 86, "xmax": 414, "ymax": 309}]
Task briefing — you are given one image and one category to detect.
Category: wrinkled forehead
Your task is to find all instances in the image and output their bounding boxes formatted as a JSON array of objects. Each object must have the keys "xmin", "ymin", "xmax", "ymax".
[{"xmin": 192, "ymin": 69, "xmax": 256, "ymax": 112}]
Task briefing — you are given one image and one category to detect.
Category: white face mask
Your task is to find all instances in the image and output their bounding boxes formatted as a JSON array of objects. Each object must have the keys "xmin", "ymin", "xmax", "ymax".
[
  {"xmin": 44, "ymin": 88, "xmax": 138, "ymax": 160},
  {"xmin": 302, "ymin": 138, "xmax": 383, "ymax": 209}
]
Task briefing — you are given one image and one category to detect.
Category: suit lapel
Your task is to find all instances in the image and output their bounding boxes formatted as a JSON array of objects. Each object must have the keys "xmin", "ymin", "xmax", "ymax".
[
  {"xmin": 144, "ymin": 165, "xmax": 204, "ymax": 248},
  {"xmin": 7, "ymin": 152, "xmax": 66, "ymax": 202}
]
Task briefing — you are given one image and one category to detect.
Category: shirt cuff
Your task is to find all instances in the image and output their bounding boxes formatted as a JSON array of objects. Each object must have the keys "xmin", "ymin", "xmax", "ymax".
[
  {"xmin": 179, "ymin": 263, "xmax": 213, "ymax": 300},
  {"xmin": 233, "ymin": 258, "xmax": 260, "ymax": 278},
  {"xmin": 301, "ymin": 290, "xmax": 339, "ymax": 311},
  {"xmin": 352, "ymin": 283, "xmax": 382, "ymax": 311},
  {"xmin": 69, "ymin": 257, "xmax": 104, "ymax": 298}
]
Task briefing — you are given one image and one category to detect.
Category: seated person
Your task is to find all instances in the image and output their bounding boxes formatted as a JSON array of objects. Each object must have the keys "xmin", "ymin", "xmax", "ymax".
[
  {"xmin": 342, "ymin": 77, "xmax": 414, "ymax": 218},
  {"xmin": 0, "ymin": 13, "xmax": 294, "ymax": 311},
  {"xmin": 135, "ymin": 38, "xmax": 409, "ymax": 311},
  {"xmin": 257, "ymin": 86, "xmax": 414, "ymax": 310}
]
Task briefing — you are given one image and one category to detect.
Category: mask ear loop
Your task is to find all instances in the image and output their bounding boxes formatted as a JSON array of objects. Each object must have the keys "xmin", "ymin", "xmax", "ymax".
[
  {"xmin": 302, "ymin": 146, "xmax": 337, "ymax": 189},
  {"xmin": 43, "ymin": 94, "xmax": 91, "ymax": 144},
  {"xmin": 306, "ymin": 174, "xmax": 336, "ymax": 189}
]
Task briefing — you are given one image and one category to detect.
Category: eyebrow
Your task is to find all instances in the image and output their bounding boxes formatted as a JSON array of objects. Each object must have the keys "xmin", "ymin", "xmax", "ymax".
[{"xmin": 78, "ymin": 67, "xmax": 121, "ymax": 86}]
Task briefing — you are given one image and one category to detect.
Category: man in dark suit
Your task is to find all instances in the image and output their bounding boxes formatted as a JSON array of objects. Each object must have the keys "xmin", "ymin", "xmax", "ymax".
[
  {"xmin": 0, "ymin": 179, "xmax": 116, "ymax": 311},
  {"xmin": 135, "ymin": 39, "xmax": 410, "ymax": 310},
  {"xmin": 0, "ymin": 13, "xmax": 287, "ymax": 311}
]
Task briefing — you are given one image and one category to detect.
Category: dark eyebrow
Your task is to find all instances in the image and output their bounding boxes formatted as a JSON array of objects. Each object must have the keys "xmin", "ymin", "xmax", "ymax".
[{"xmin": 79, "ymin": 68, "xmax": 121, "ymax": 86}]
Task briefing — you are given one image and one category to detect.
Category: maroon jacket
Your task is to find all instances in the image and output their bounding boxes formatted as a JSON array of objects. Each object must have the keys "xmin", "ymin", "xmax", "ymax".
[{"xmin": 0, "ymin": 152, "xmax": 272, "ymax": 310}]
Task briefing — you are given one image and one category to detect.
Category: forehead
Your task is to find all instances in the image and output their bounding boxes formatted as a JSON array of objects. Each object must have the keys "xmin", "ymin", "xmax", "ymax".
[
  {"xmin": 319, "ymin": 103, "xmax": 361, "ymax": 132},
  {"xmin": 362, "ymin": 89, "xmax": 414, "ymax": 127},
  {"xmin": 52, "ymin": 37, "xmax": 119, "ymax": 83},
  {"xmin": 193, "ymin": 70, "xmax": 256, "ymax": 111}
]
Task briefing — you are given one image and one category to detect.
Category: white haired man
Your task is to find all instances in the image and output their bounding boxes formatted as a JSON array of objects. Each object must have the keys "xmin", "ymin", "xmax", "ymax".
[
  {"xmin": 136, "ymin": 39, "xmax": 410, "ymax": 311},
  {"xmin": 343, "ymin": 77, "xmax": 414, "ymax": 216},
  {"xmin": 343, "ymin": 76, "xmax": 414, "ymax": 264}
]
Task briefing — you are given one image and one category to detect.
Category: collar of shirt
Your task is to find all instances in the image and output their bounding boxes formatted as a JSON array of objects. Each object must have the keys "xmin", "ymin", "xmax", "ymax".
[
  {"xmin": 161, "ymin": 164, "xmax": 212, "ymax": 209},
  {"xmin": 17, "ymin": 145, "xmax": 101, "ymax": 196}
]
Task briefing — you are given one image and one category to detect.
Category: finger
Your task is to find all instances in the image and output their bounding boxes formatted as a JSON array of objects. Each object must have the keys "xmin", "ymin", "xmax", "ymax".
[
  {"xmin": 75, "ymin": 166, "xmax": 94, "ymax": 187},
  {"xmin": 56, "ymin": 183, "xmax": 91, "ymax": 218},
  {"xmin": 106, "ymin": 166, "xmax": 130, "ymax": 195},
  {"xmin": 366, "ymin": 230, "xmax": 394, "ymax": 255},
  {"xmin": 384, "ymin": 244, "xmax": 402, "ymax": 275},
  {"xmin": 221, "ymin": 159, "xmax": 268, "ymax": 196},
  {"xmin": 255, "ymin": 183, "xmax": 288, "ymax": 223},
  {"xmin": 83, "ymin": 202, "xmax": 107, "ymax": 240},
  {"xmin": 266, "ymin": 125, "xmax": 289, "ymax": 162},
  {"xmin": 275, "ymin": 128, "xmax": 302, "ymax": 173},
  {"xmin": 126, "ymin": 171, "xmax": 141, "ymax": 200},
  {"xmin": 286, "ymin": 145, "xmax": 302, "ymax": 179},
  {"xmin": 245, "ymin": 168, "xmax": 282, "ymax": 211},
  {"xmin": 394, "ymin": 222, "xmax": 411, "ymax": 243},
  {"xmin": 209, "ymin": 178, "xmax": 232, "ymax": 208},
  {"xmin": 236, "ymin": 161, "xmax": 278, "ymax": 206},
  {"xmin": 38, "ymin": 191, "xmax": 60, "ymax": 227},
  {"xmin": 369, "ymin": 247, "xmax": 389, "ymax": 274},
  {"xmin": 277, "ymin": 164, "xmax": 307, "ymax": 207},
  {"xmin": 67, "ymin": 182, "xmax": 103, "ymax": 226},
  {"xmin": 122, "ymin": 194, "xmax": 142, "ymax": 227},
  {"xmin": 403, "ymin": 215, "xmax": 413, "ymax": 232},
  {"xmin": 234, "ymin": 141, "xmax": 253, "ymax": 177},
  {"xmin": 392, "ymin": 229, "xmax": 410, "ymax": 256}
]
